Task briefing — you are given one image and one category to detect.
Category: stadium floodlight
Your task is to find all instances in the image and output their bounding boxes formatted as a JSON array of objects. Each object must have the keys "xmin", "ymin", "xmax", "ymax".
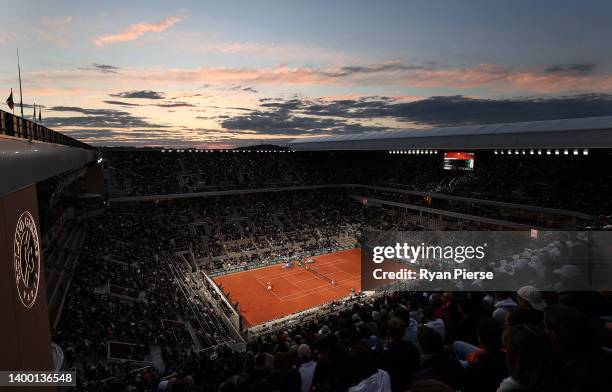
[{"xmin": 583, "ymin": 149, "xmax": 589, "ymax": 155}]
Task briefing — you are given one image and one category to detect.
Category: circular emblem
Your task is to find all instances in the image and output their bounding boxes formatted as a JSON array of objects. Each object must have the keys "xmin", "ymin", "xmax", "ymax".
[{"xmin": 13, "ymin": 211, "xmax": 40, "ymax": 309}]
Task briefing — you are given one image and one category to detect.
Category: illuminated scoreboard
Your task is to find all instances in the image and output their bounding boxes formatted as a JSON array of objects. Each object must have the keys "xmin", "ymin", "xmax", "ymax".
[{"xmin": 443, "ymin": 152, "xmax": 475, "ymax": 171}]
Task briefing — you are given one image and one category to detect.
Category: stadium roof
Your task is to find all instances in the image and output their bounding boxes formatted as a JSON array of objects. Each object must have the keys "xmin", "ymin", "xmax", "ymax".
[
  {"xmin": 0, "ymin": 135, "xmax": 97, "ymax": 198},
  {"xmin": 288, "ymin": 116, "xmax": 612, "ymax": 150}
]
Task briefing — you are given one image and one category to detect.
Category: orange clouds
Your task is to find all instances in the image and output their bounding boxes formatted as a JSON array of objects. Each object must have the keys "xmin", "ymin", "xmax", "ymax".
[
  {"xmin": 92, "ymin": 13, "xmax": 185, "ymax": 47},
  {"xmin": 16, "ymin": 61, "xmax": 612, "ymax": 97},
  {"xmin": 122, "ymin": 63, "xmax": 612, "ymax": 94}
]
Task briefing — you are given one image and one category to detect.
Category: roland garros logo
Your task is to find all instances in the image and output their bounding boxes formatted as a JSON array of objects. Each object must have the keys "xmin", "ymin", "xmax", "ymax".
[{"xmin": 14, "ymin": 211, "xmax": 40, "ymax": 309}]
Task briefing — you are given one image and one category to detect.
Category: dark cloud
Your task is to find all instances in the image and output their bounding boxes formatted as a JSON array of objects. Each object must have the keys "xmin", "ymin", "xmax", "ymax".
[
  {"xmin": 45, "ymin": 106, "xmax": 168, "ymax": 128},
  {"xmin": 357, "ymin": 94, "xmax": 612, "ymax": 125},
  {"xmin": 110, "ymin": 90, "xmax": 166, "ymax": 99},
  {"xmin": 60, "ymin": 129, "xmax": 116, "ymax": 139},
  {"xmin": 322, "ymin": 62, "xmax": 431, "ymax": 78},
  {"xmin": 221, "ymin": 110, "xmax": 345, "ymax": 135},
  {"xmin": 79, "ymin": 63, "xmax": 120, "ymax": 73},
  {"xmin": 103, "ymin": 100, "xmax": 141, "ymax": 106},
  {"xmin": 220, "ymin": 93, "xmax": 612, "ymax": 136},
  {"xmin": 21, "ymin": 103, "xmax": 47, "ymax": 109},
  {"xmin": 229, "ymin": 85, "xmax": 259, "ymax": 93},
  {"xmin": 544, "ymin": 63, "xmax": 595, "ymax": 75},
  {"xmin": 170, "ymin": 93, "xmax": 203, "ymax": 99},
  {"xmin": 220, "ymin": 101, "xmax": 387, "ymax": 136},
  {"xmin": 154, "ymin": 101, "xmax": 195, "ymax": 107},
  {"xmin": 253, "ymin": 94, "xmax": 612, "ymax": 127}
]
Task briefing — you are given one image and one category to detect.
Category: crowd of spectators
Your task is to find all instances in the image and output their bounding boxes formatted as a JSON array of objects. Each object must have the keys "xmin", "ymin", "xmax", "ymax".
[
  {"xmin": 48, "ymin": 149, "xmax": 612, "ymax": 391},
  {"xmin": 104, "ymin": 149, "xmax": 612, "ymax": 214},
  {"xmin": 53, "ymin": 211, "xmax": 240, "ymax": 389},
  {"xmin": 91, "ymin": 289, "xmax": 612, "ymax": 391}
]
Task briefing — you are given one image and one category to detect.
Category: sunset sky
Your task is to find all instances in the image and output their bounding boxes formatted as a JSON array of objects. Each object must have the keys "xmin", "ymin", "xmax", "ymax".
[{"xmin": 2, "ymin": 0, "xmax": 612, "ymax": 147}]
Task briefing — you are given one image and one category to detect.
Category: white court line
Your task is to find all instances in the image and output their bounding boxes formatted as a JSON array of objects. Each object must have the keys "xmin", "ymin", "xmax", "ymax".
[
  {"xmin": 256, "ymin": 270, "xmax": 318, "ymax": 296},
  {"xmin": 279, "ymin": 273, "xmax": 357, "ymax": 300},
  {"xmin": 279, "ymin": 276, "xmax": 357, "ymax": 302},
  {"xmin": 244, "ymin": 250, "xmax": 360, "ymax": 303},
  {"xmin": 254, "ymin": 278, "xmax": 286, "ymax": 302}
]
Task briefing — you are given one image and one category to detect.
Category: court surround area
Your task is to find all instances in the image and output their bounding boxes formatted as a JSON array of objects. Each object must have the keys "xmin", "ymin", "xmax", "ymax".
[{"xmin": 213, "ymin": 248, "xmax": 361, "ymax": 326}]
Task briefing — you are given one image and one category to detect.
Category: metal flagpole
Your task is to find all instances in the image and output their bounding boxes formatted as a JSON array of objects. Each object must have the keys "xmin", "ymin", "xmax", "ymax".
[{"xmin": 17, "ymin": 48, "xmax": 24, "ymax": 118}]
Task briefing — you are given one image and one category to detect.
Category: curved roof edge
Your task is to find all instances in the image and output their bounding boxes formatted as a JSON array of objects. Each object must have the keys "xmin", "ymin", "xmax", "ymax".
[
  {"xmin": 0, "ymin": 135, "xmax": 98, "ymax": 198},
  {"xmin": 288, "ymin": 116, "xmax": 612, "ymax": 150}
]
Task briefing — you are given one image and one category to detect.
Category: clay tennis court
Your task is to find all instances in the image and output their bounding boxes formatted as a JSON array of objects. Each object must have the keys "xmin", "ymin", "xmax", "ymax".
[{"xmin": 213, "ymin": 248, "xmax": 361, "ymax": 326}]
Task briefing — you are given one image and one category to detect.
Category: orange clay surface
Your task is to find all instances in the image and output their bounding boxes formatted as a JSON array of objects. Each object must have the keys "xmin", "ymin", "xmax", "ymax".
[{"xmin": 213, "ymin": 248, "xmax": 361, "ymax": 327}]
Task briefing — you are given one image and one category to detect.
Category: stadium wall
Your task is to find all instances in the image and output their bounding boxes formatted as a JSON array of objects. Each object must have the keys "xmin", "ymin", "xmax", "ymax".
[{"xmin": 0, "ymin": 184, "xmax": 54, "ymax": 376}]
